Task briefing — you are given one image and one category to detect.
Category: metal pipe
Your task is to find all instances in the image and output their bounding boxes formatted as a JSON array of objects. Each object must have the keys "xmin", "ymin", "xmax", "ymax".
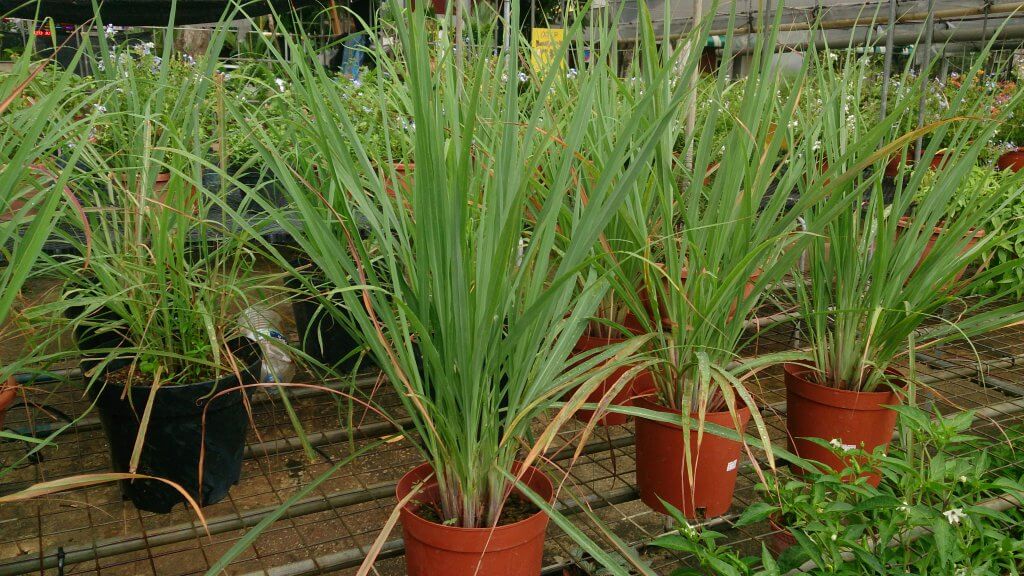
[
  {"xmin": 614, "ymin": 2, "xmax": 1024, "ymax": 44},
  {"xmin": 712, "ymin": 1, "xmax": 1024, "ymax": 37},
  {"xmin": 914, "ymin": 352, "xmax": 1024, "ymax": 397},
  {"xmin": 731, "ymin": 20, "xmax": 1024, "ymax": 55},
  {"xmin": 879, "ymin": 0, "xmax": 897, "ymax": 119},
  {"xmin": 244, "ymin": 417, "xmax": 412, "ymax": 458},
  {"xmin": 915, "ymin": 0, "xmax": 936, "ymax": 164}
]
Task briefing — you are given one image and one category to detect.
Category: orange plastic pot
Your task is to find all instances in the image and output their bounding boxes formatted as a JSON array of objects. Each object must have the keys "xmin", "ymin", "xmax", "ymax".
[
  {"xmin": 997, "ymin": 148, "xmax": 1024, "ymax": 172},
  {"xmin": 767, "ymin": 516, "xmax": 797, "ymax": 556},
  {"xmin": 397, "ymin": 462, "xmax": 553, "ymax": 576},
  {"xmin": 783, "ymin": 363, "xmax": 904, "ymax": 486},
  {"xmin": 0, "ymin": 377, "xmax": 16, "ymax": 428},
  {"xmin": 884, "ymin": 150, "xmax": 948, "ymax": 177},
  {"xmin": 570, "ymin": 333, "xmax": 637, "ymax": 426},
  {"xmin": 896, "ymin": 216, "xmax": 985, "ymax": 284},
  {"xmin": 384, "ymin": 163, "xmax": 414, "ymax": 199},
  {"xmin": 633, "ymin": 373, "xmax": 751, "ymax": 518}
]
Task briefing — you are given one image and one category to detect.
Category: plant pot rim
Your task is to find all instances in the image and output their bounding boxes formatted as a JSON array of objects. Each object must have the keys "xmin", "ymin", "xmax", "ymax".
[
  {"xmin": 92, "ymin": 338, "xmax": 260, "ymax": 391},
  {"xmin": 575, "ymin": 331, "xmax": 630, "ymax": 349},
  {"xmin": 896, "ymin": 215, "xmax": 985, "ymax": 238},
  {"xmin": 633, "ymin": 392, "xmax": 752, "ymax": 422},
  {"xmin": 397, "ymin": 461, "xmax": 553, "ymax": 535},
  {"xmin": 783, "ymin": 362, "xmax": 906, "ymax": 404},
  {"xmin": 0, "ymin": 383, "xmax": 16, "ymax": 410}
]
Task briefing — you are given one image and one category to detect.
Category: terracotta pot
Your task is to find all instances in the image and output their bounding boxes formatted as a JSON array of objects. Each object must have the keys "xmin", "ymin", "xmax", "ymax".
[
  {"xmin": 783, "ymin": 362, "xmax": 904, "ymax": 486},
  {"xmin": 997, "ymin": 148, "xmax": 1024, "ymax": 172},
  {"xmin": 570, "ymin": 333, "xmax": 637, "ymax": 426},
  {"xmin": 767, "ymin": 516, "xmax": 797, "ymax": 556},
  {"xmin": 884, "ymin": 151, "xmax": 947, "ymax": 177},
  {"xmin": 633, "ymin": 373, "xmax": 751, "ymax": 518},
  {"xmin": 896, "ymin": 216, "xmax": 985, "ymax": 284},
  {"xmin": 397, "ymin": 462, "xmax": 553, "ymax": 576},
  {"xmin": 0, "ymin": 377, "xmax": 17, "ymax": 429},
  {"xmin": 384, "ymin": 163, "xmax": 414, "ymax": 199}
]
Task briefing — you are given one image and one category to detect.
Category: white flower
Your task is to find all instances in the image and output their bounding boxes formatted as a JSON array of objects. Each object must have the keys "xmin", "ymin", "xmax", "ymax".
[
  {"xmin": 898, "ymin": 501, "xmax": 909, "ymax": 512},
  {"xmin": 566, "ymin": 68, "xmax": 578, "ymax": 78},
  {"xmin": 142, "ymin": 41, "xmax": 155, "ymax": 55},
  {"xmin": 275, "ymin": 78, "xmax": 286, "ymax": 93},
  {"xmin": 943, "ymin": 508, "xmax": 966, "ymax": 525},
  {"xmin": 501, "ymin": 73, "xmax": 509, "ymax": 82},
  {"xmin": 361, "ymin": 106, "xmax": 372, "ymax": 113},
  {"xmin": 959, "ymin": 475, "xmax": 968, "ymax": 483},
  {"xmin": 104, "ymin": 24, "xmax": 116, "ymax": 40},
  {"xmin": 352, "ymin": 78, "xmax": 362, "ymax": 88},
  {"xmin": 830, "ymin": 533, "xmax": 837, "ymax": 541},
  {"xmin": 92, "ymin": 104, "xmax": 107, "ymax": 114},
  {"xmin": 517, "ymin": 71, "xmax": 528, "ymax": 83},
  {"xmin": 829, "ymin": 438, "xmax": 843, "ymax": 449}
]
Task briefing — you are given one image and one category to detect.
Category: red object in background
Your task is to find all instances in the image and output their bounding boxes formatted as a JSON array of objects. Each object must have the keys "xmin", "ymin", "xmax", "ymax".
[
  {"xmin": 884, "ymin": 150, "xmax": 947, "ymax": 177},
  {"xmin": 569, "ymin": 333, "xmax": 637, "ymax": 426},
  {"xmin": 997, "ymin": 148, "xmax": 1024, "ymax": 172}
]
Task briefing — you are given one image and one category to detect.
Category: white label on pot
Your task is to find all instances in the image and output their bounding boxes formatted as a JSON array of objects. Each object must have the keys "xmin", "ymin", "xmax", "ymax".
[{"xmin": 726, "ymin": 459, "xmax": 738, "ymax": 471}]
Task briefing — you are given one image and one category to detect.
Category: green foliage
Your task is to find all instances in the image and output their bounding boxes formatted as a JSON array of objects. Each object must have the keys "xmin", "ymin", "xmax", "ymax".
[
  {"xmin": 665, "ymin": 407, "xmax": 1024, "ymax": 574},
  {"xmin": 238, "ymin": 2, "xmax": 691, "ymax": 532},
  {"xmin": 787, "ymin": 45, "xmax": 1024, "ymax": 392},
  {"xmin": 916, "ymin": 165, "xmax": 1024, "ymax": 298},
  {"xmin": 28, "ymin": 23, "xmax": 270, "ymax": 385},
  {"xmin": 653, "ymin": 503, "xmax": 780, "ymax": 576}
]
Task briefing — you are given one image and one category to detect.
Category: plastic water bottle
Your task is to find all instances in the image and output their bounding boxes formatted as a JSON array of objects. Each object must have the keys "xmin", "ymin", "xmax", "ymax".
[{"xmin": 237, "ymin": 306, "xmax": 295, "ymax": 385}]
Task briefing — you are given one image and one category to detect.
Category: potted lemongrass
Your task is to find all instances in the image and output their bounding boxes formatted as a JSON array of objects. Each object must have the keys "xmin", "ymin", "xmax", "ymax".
[
  {"xmin": 784, "ymin": 51, "xmax": 1024, "ymax": 485},
  {"xmin": 241, "ymin": 5, "xmax": 691, "ymax": 574},
  {"xmin": 623, "ymin": 26, "xmax": 835, "ymax": 520},
  {"xmin": 29, "ymin": 30, "xmax": 268, "ymax": 513},
  {"xmin": 36, "ymin": 151, "xmax": 266, "ymax": 514}
]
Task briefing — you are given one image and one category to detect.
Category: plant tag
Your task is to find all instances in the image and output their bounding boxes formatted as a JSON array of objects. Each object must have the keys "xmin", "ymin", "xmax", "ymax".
[
  {"xmin": 726, "ymin": 459, "xmax": 738, "ymax": 472},
  {"xmin": 842, "ymin": 443, "xmax": 856, "ymax": 452}
]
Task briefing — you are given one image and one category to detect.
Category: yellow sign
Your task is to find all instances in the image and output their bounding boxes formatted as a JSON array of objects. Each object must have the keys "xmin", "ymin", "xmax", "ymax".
[{"xmin": 531, "ymin": 28, "xmax": 564, "ymax": 76}]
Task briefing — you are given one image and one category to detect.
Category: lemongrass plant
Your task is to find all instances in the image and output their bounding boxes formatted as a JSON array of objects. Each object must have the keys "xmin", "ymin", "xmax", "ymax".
[
  {"xmin": 28, "ymin": 19, "xmax": 274, "ymax": 385},
  {"xmin": 236, "ymin": 4, "xmax": 697, "ymax": 529},
  {"xmin": 788, "ymin": 43, "xmax": 1024, "ymax": 393},
  {"xmin": 610, "ymin": 9, "xmax": 835, "ymax": 435}
]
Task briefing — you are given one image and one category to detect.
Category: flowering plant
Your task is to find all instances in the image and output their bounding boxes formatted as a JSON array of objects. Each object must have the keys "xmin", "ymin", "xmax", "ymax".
[{"xmin": 725, "ymin": 406, "xmax": 1024, "ymax": 573}]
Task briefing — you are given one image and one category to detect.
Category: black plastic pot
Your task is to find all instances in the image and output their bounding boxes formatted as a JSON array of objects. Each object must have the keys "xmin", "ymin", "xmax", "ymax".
[
  {"xmin": 81, "ymin": 337, "xmax": 260, "ymax": 513},
  {"xmin": 286, "ymin": 272, "xmax": 370, "ymax": 373}
]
